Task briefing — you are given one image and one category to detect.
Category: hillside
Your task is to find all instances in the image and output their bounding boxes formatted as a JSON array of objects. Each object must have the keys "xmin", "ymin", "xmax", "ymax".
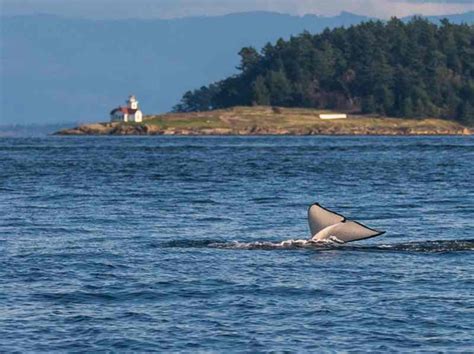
[
  {"xmin": 175, "ymin": 18, "xmax": 474, "ymax": 125},
  {"xmin": 55, "ymin": 106, "xmax": 471, "ymax": 136}
]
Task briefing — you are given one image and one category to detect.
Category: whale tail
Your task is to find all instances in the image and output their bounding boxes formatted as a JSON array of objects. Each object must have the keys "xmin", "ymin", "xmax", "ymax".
[{"xmin": 308, "ymin": 203, "xmax": 385, "ymax": 243}]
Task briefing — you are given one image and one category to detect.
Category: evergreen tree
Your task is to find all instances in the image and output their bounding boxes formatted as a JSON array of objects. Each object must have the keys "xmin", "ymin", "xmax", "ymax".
[
  {"xmin": 252, "ymin": 76, "xmax": 270, "ymax": 105},
  {"xmin": 238, "ymin": 47, "xmax": 260, "ymax": 72},
  {"xmin": 267, "ymin": 70, "xmax": 292, "ymax": 106},
  {"xmin": 172, "ymin": 86, "xmax": 216, "ymax": 112},
  {"xmin": 401, "ymin": 97, "xmax": 414, "ymax": 117},
  {"xmin": 457, "ymin": 102, "xmax": 474, "ymax": 126},
  {"xmin": 362, "ymin": 95, "xmax": 376, "ymax": 114}
]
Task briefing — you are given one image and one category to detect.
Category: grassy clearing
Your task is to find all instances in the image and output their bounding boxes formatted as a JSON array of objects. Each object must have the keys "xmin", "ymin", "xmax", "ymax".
[
  {"xmin": 143, "ymin": 106, "xmax": 466, "ymax": 132},
  {"xmin": 145, "ymin": 115, "xmax": 223, "ymax": 129}
]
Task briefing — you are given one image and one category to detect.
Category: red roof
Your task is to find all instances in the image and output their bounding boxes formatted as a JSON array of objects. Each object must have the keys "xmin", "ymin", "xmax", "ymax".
[{"xmin": 110, "ymin": 107, "xmax": 138, "ymax": 115}]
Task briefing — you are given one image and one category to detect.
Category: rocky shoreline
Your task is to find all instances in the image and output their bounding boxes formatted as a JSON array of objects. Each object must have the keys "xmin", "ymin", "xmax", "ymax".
[{"xmin": 56, "ymin": 122, "xmax": 471, "ymax": 136}]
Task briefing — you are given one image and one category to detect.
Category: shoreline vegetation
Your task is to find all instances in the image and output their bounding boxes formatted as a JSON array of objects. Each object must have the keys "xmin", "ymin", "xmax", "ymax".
[
  {"xmin": 55, "ymin": 106, "xmax": 471, "ymax": 136},
  {"xmin": 174, "ymin": 18, "xmax": 473, "ymax": 126}
]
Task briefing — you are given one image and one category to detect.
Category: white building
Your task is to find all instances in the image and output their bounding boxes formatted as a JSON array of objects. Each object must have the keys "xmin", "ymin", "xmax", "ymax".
[
  {"xmin": 319, "ymin": 114, "xmax": 347, "ymax": 120},
  {"xmin": 110, "ymin": 95, "xmax": 143, "ymax": 122}
]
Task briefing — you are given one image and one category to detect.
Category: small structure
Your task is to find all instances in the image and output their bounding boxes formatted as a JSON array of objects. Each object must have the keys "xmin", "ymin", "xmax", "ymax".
[
  {"xmin": 110, "ymin": 95, "xmax": 143, "ymax": 123},
  {"xmin": 319, "ymin": 114, "xmax": 347, "ymax": 120}
]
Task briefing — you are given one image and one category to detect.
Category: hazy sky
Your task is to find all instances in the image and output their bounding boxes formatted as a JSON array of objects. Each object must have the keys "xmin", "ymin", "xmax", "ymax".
[{"xmin": 2, "ymin": 0, "xmax": 473, "ymax": 19}]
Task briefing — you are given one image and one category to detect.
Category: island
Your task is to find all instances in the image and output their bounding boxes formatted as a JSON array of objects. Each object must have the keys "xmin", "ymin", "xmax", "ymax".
[
  {"xmin": 55, "ymin": 106, "xmax": 471, "ymax": 136},
  {"xmin": 57, "ymin": 19, "xmax": 473, "ymax": 136}
]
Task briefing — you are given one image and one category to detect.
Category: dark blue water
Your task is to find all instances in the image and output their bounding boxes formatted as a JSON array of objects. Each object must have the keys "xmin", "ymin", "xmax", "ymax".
[{"xmin": 1, "ymin": 136, "xmax": 473, "ymax": 351}]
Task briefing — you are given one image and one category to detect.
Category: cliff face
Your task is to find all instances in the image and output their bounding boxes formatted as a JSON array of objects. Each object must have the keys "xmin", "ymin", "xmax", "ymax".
[{"xmin": 55, "ymin": 107, "xmax": 472, "ymax": 136}]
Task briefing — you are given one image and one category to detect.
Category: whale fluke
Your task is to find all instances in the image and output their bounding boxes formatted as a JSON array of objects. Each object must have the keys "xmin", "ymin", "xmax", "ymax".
[{"xmin": 308, "ymin": 203, "xmax": 385, "ymax": 243}]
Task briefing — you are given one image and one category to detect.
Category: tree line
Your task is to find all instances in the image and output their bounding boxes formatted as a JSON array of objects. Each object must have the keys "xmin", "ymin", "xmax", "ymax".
[{"xmin": 173, "ymin": 18, "xmax": 474, "ymax": 125}]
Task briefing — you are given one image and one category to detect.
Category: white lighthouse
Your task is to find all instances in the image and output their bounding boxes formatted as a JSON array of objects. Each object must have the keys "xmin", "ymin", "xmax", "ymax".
[
  {"xmin": 110, "ymin": 95, "xmax": 143, "ymax": 123},
  {"xmin": 127, "ymin": 95, "xmax": 139, "ymax": 110}
]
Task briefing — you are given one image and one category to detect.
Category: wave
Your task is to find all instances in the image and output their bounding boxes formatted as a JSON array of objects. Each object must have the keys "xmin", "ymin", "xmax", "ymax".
[{"xmin": 161, "ymin": 239, "xmax": 474, "ymax": 253}]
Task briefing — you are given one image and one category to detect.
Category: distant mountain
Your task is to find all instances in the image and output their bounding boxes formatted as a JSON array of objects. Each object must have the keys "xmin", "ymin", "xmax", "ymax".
[
  {"xmin": 1, "ymin": 11, "xmax": 472, "ymax": 124},
  {"xmin": 424, "ymin": 11, "xmax": 474, "ymax": 24}
]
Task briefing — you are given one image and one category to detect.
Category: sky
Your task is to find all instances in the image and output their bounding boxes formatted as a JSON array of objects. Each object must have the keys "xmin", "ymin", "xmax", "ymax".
[{"xmin": 2, "ymin": 0, "xmax": 473, "ymax": 19}]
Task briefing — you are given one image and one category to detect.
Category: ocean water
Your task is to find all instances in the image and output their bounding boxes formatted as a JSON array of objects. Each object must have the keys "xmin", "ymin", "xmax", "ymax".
[{"xmin": 0, "ymin": 136, "xmax": 473, "ymax": 352}]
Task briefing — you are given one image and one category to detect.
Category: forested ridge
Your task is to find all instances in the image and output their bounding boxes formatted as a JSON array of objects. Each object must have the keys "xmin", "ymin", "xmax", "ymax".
[{"xmin": 174, "ymin": 18, "xmax": 474, "ymax": 124}]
